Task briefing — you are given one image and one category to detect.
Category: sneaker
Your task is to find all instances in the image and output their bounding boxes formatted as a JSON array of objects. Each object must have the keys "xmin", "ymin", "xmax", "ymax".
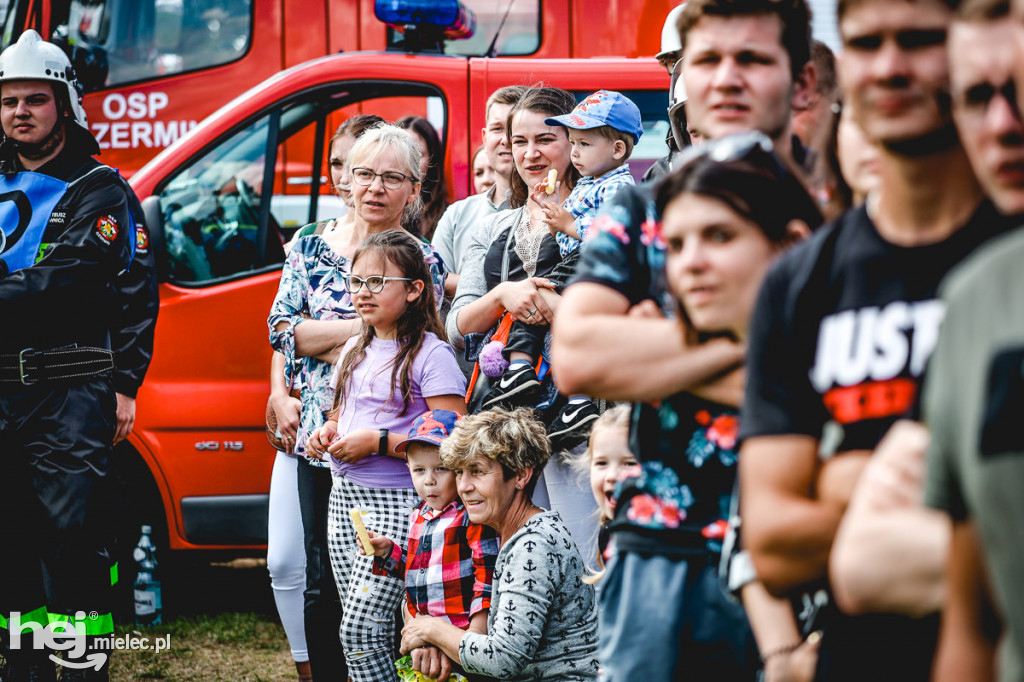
[
  {"xmin": 548, "ymin": 400, "xmax": 600, "ymax": 449},
  {"xmin": 482, "ymin": 363, "xmax": 542, "ymax": 409}
]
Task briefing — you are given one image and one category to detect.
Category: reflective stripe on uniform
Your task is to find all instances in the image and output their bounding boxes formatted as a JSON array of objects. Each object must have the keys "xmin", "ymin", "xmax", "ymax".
[
  {"xmin": 0, "ymin": 607, "xmax": 114, "ymax": 636},
  {"xmin": 48, "ymin": 611, "xmax": 114, "ymax": 636},
  {"xmin": 0, "ymin": 605, "xmax": 49, "ymax": 630}
]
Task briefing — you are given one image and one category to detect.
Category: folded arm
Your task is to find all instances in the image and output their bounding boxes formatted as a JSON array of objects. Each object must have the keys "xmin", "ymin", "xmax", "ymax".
[
  {"xmin": 551, "ymin": 282, "xmax": 744, "ymax": 402},
  {"xmin": 740, "ymin": 434, "xmax": 844, "ymax": 597},
  {"xmin": 829, "ymin": 421, "xmax": 950, "ymax": 617}
]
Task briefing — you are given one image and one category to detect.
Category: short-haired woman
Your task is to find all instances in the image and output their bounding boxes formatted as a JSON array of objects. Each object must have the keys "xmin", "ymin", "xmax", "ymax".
[{"xmin": 400, "ymin": 407, "xmax": 598, "ymax": 682}]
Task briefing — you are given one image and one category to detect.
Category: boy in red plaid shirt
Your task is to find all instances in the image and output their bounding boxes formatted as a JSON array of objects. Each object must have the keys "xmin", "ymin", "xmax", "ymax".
[{"xmin": 364, "ymin": 409, "xmax": 500, "ymax": 680}]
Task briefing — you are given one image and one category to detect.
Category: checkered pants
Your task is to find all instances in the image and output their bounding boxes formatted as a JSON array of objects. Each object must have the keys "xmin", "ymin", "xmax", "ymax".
[{"xmin": 328, "ymin": 476, "xmax": 420, "ymax": 682}]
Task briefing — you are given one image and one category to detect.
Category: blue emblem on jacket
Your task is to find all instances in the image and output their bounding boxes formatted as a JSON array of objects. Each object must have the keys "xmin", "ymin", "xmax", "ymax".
[{"xmin": 0, "ymin": 171, "xmax": 70, "ymax": 274}]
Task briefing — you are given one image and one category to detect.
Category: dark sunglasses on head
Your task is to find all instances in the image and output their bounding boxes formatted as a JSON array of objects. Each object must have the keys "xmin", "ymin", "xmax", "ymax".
[
  {"xmin": 675, "ymin": 130, "xmax": 800, "ymax": 186},
  {"xmin": 661, "ymin": 130, "xmax": 823, "ymax": 234}
]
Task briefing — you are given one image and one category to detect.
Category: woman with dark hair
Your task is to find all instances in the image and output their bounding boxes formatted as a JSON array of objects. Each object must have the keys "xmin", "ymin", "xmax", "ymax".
[
  {"xmin": 268, "ymin": 123, "xmax": 446, "ymax": 682},
  {"xmin": 398, "ymin": 116, "xmax": 448, "ymax": 241},
  {"xmin": 592, "ymin": 132, "xmax": 823, "ymax": 682},
  {"xmin": 443, "ymin": 87, "xmax": 598, "ymax": 550},
  {"xmin": 444, "ymin": 86, "xmax": 580, "ymax": 387}
]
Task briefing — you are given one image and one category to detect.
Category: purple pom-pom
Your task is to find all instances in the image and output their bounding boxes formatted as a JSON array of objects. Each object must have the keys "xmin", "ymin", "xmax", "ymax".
[{"xmin": 479, "ymin": 341, "xmax": 509, "ymax": 378}]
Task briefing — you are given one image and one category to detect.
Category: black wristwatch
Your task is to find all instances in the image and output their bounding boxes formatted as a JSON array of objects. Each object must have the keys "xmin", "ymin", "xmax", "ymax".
[{"xmin": 378, "ymin": 428, "xmax": 389, "ymax": 457}]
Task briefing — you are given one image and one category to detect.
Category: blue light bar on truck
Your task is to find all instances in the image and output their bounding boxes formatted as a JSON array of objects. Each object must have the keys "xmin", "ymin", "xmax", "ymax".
[{"xmin": 374, "ymin": 0, "xmax": 476, "ymax": 41}]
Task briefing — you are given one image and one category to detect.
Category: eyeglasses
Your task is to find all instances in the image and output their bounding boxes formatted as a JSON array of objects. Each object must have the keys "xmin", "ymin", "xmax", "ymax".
[
  {"xmin": 350, "ymin": 167, "xmax": 416, "ymax": 190},
  {"xmin": 343, "ymin": 274, "xmax": 414, "ymax": 294}
]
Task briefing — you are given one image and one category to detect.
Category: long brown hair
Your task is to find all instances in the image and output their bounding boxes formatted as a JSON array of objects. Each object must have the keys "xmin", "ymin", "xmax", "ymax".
[
  {"xmin": 331, "ymin": 231, "xmax": 446, "ymax": 417},
  {"xmin": 506, "ymin": 86, "xmax": 581, "ymax": 208},
  {"xmin": 397, "ymin": 116, "xmax": 448, "ymax": 240}
]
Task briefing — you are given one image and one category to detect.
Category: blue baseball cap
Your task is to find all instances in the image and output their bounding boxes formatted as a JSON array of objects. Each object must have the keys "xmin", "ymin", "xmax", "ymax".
[
  {"xmin": 546, "ymin": 90, "xmax": 644, "ymax": 144},
  {"xmin": 394, "ymin": 409, "xmax": 462, "ymax": 454}
]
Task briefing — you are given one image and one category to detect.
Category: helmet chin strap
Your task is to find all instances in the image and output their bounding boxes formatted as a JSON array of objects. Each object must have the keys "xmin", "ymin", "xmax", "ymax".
[{"xmin": 12, "ymin": 119, "xmax": 66, "ymax": 161}]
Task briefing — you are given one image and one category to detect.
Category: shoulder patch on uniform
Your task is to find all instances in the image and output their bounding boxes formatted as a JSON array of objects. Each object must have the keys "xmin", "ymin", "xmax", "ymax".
[
  {"xmin": 96, "ymin": 215, "xmax": 119, "ymax": 243},
  {"xmin": 135, "ymin": 225, "xmax": 149, "ymax": 251}
]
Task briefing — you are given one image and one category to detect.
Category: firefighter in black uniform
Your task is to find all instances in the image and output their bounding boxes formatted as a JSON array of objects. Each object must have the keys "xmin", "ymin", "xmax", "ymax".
[{"xmin": 0, "ymin": 30, "xmax": 158, "ymax": 682}]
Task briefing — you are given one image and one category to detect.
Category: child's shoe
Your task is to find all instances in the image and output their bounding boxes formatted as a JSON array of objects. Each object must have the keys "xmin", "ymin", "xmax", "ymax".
[
  {"xmin": 548, "ymin": 399, "xmax": 600, "ymax": 450},
  {"xmin": 482, "ymin": 362, "xmax": 542, "ymax": 409}
]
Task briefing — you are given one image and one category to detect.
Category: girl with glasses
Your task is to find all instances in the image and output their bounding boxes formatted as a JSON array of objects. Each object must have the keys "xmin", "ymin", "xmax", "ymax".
[
  {"xmin": 305, "ymin": 231, "xmax": 466, "ymax": 682},
  {"xmin": 268, "ymin": 123, "xmax": 448, "ymax": 681}
]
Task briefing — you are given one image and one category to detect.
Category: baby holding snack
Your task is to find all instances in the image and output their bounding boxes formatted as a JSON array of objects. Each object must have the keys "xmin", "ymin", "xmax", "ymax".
[{"xmin": 483, "ymin": 90, "xmax": 642, "ymax": 447}]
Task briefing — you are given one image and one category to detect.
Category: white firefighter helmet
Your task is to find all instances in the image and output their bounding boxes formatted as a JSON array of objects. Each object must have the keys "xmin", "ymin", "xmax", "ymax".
[
  {"xmin": 0, "ymin": 29, "xmax": 89, "ymax": 133},
  {"xmin": 656, "ymin": 5, "xmax": 686, "ymax": 61},
  {"xmin": 668, "ymin": 58, "xmax": 689, "ymax": 148}
]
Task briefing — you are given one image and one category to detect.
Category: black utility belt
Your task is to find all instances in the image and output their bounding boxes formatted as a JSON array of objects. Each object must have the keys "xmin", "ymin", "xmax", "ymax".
[{"xmin": 0, "ymin": 346, "xmax": 114, "ymax": 385}]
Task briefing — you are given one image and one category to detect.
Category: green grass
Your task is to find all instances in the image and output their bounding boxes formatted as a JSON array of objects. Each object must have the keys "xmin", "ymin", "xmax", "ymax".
[
  {"xmin": 109, "ymin": 612, "xmax": 296, "ymax": 681},
  {"xmin": 1, "ymin": 559, "xmax": 303, "ymax": 680}
]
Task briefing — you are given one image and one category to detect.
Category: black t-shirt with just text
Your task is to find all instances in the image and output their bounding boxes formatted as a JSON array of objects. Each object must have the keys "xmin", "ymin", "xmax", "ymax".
[{"xmin": 740, "ymin": 200, "xmax": 1011, "ymax": 681}]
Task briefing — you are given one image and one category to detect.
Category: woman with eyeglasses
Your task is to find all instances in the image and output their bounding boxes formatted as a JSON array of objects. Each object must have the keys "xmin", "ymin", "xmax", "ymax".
[
  {"xmin": 268, "ymin": 123, "xmax": 446, "ymax": 682},
  {"xmin": 591, "ymin": 133, "xmax": 823, "ymax": 682}
]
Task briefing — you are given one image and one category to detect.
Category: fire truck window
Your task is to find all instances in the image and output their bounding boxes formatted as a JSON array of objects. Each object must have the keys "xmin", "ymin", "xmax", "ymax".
[
  {"xmin": 51, "ymin": 0, "xmax": 252, "ymax": 90},
  {"xmin": 270, "ymin": 118, "xmax": 347, "ymax": 234},
  {"xmin": 155, "ymin": 89, "xmax": 445, "ymax": 285},
  {"xmin": 157, "ymin": 115, "xmax": 270, "ymax": 284},
  {"xmin": 386, "ymin": 0, "xmax": 540, "ymax": 57}
]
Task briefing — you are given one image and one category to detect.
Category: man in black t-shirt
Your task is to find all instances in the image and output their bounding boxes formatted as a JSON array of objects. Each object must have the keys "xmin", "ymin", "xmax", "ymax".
[{"xmin": 739, "ymin": 1, "xmax": 1012, "ymax": 680}]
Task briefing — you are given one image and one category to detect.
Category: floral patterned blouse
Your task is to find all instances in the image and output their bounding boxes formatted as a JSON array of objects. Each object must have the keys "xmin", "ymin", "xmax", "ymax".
[
  {"xmin": 267, "ymin": 232, "xmax": 447, "ymax": 464},
  {"xmin": 571, "ymin": 184, "xmax": 737, "ymax": 557},
  {"xmin": 607, "ymin": 395, "xmax": 739, "ymax": 557}
]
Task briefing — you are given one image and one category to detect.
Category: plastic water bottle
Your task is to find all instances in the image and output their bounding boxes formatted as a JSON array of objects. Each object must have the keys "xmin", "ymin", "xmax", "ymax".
[{"xmin": 133, "ymin": 525, "xmax": 163, "ymax": 625}]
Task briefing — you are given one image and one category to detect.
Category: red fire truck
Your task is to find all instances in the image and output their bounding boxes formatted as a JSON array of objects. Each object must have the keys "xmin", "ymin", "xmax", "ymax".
[
  {"xmin": 125, "ymin": 49, "xmax": 669, "ymax": 553},
  {"xmin": 2, "ymin": 0, "xmax": 673, "ymax": 177},
  {"xmin": 2, "ymin": 2, "xmax": 675, "ymax": 609}
]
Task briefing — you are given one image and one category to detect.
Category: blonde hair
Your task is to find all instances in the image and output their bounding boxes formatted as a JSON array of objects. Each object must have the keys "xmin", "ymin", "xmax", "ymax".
[
  {"xmin": 569, "ymin": 403, "xmax": 631, "ymax": 584},
  {"xmin": 347, "ymin": 123, "xmax": 425, "ymax": 224},
  {"xmin": 439, "ymin": 407, "xmax": 550, "ymax": 497}
]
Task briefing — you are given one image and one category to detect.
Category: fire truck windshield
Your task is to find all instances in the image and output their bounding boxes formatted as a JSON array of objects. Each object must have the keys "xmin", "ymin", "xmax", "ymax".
[
  {"xmin": 388, "ymin": 0, "xmax": 541, "ymax": 57},
  {"xmin": 4, "ymin": 0, "xmax": 253, "ymax": 92}
]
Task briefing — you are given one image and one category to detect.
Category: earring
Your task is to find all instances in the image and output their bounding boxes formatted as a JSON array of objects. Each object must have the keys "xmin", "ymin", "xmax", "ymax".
[{"xmin": 515, "ymin": 484, "xmax": 522, "ymax": 490}]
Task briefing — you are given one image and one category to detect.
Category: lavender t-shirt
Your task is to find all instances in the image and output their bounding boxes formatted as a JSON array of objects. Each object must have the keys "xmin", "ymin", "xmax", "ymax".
[{"xmin": 328, "ymin": 332, "xmax": 467, "ymax": 487}]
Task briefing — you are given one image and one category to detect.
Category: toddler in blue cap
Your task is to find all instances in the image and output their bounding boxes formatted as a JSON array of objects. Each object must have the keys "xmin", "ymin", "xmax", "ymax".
[
  {"xmin": 540, "ymin": 89, "xmax": 642, "ymax": 256},
  {"xmin": 483, "ymin": 91, "xmax": 642, "ymax": 446}
]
